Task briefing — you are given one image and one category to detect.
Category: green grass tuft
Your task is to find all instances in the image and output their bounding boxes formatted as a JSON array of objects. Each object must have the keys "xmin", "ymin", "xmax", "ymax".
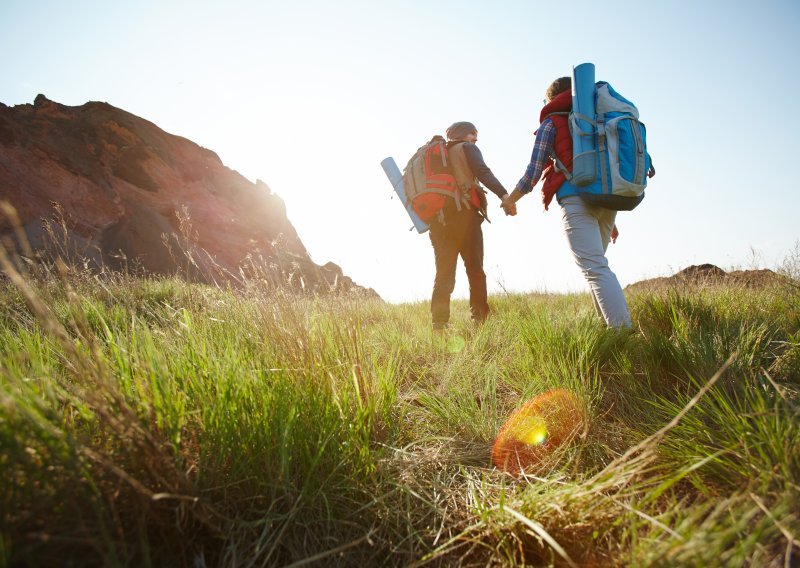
[{"xmin": 1, "ymin": 263, "xmax": 798, "ymax": 566}]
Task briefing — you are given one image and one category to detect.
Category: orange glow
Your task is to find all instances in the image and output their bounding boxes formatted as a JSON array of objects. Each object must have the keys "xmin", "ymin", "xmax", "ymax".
[{"xmin": 492, "ymin": 388, "xmax": 586, "ymax": 474}]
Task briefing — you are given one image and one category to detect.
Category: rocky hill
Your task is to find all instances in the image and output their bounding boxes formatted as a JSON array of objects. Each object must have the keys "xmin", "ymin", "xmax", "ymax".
[
  {"xmin": 0, "ymin": 95, "xmax": 374, "ymax": 295},
  {"xmin": 626, "ymin": 263, "xmax": 793, "ymax": 292}
]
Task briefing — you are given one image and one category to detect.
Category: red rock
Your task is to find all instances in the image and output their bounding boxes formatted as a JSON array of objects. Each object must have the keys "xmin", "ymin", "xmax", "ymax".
[{"xmin": 0, "ymin": 95, "xmax": 376, "ymax": 296}]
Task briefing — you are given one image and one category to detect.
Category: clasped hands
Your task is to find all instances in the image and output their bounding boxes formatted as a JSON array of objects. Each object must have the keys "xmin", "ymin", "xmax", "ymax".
[{"xmin": 500, "ymin": 194, "xmax": 517, "ymax": 216}]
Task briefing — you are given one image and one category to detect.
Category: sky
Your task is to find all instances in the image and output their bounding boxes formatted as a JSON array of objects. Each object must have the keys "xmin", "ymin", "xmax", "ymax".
[{"xmin": 2, "ymin": 0, "xmax": 799, "ymax": 303}]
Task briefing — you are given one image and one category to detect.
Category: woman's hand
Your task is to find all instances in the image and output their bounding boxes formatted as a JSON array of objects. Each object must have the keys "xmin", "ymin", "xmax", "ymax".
[{"xmin": 501, "ymin": 192, "xmax": 519, "ymax": 216}]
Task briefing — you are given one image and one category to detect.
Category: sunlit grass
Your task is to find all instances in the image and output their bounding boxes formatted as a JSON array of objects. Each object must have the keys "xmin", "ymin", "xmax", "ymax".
[{"xmin": 1, "ymin": 257, "xmax": 798, "ymax": 566}]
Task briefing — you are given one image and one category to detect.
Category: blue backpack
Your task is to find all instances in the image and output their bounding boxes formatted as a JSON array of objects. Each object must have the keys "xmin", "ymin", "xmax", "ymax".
[{"xmin": 565, "ymin": 65, "xmax": 651, "ymax": 211}]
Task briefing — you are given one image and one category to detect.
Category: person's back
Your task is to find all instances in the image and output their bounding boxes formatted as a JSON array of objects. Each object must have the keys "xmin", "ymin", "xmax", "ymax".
[
  {"xmin": 503, "ymin": 77, "xmax": 654, "ymax": 328},
  {"xmin": 427, "ymin": 121, "xmax": 512, "ymax": 330}
]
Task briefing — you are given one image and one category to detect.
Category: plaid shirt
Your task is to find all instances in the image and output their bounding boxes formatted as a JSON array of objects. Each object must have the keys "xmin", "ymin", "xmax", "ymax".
[{"xmin": 514, "ymin": 119, "xmax": 556, "ymax": 194}]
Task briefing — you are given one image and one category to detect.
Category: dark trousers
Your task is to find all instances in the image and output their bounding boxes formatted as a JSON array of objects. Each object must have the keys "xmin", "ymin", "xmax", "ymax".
[{"xmin": 429, "ymin": 208, "xmax": 489, "ymax": 326}]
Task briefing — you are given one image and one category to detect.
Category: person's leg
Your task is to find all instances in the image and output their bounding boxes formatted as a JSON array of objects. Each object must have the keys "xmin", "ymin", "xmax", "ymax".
[
  {"xmin": 459, "ymin": 210, "xmax": 489, "ymax": 323},
  {"xmin": 595, "ymin": 207, "xmax": 615, "ymax": 253},
  {"xmin": 589, "ymin": 289, "xmax": 604, "ymax": 323},
  {"xmin": 429, "ymin": 221, "xmax": 459, "ymax": 328},
  {"xmin": 589, "ymin": 207, "xmax": 617, "ymax": 323},
  {"xmin": 560, "ymin": 196, "xmax": 631, "ymax": 328}
]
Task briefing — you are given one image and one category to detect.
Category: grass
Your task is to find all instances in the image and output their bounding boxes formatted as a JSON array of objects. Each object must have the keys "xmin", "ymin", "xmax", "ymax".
[{"xmin": 1, "ymin": 253, "xmax": 799, "ymax": 566}]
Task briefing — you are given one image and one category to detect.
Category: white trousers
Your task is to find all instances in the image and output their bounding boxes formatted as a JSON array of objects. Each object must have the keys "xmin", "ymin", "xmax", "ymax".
[{"xmin": 559, "ymin": 196, "xmax": 632, "ymax": 328}]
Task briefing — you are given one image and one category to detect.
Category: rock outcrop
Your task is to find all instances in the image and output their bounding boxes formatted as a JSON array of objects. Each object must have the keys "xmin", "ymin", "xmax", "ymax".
[
  {"xmin": 0, "ymin": 95, "xmax": 375, "ymax": 296},
  {"xmin": 626, "ymin": 264, "xmax": 792, "ymax": 292}
]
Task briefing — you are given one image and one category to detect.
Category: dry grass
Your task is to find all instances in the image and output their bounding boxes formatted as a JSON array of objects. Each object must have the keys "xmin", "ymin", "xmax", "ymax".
[{"xmin": 1, "ymin": 204, "xmax": 799, "ymax": 566}]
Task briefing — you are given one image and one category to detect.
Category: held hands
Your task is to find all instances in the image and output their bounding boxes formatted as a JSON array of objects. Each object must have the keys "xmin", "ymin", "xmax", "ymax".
[
  {"xmin": 501, "ymin": 194, "xmax": 517, "ymax": 216},
  {"xmin": 502, "ymin": 201, "xmax": 517, "ymax": 216}
]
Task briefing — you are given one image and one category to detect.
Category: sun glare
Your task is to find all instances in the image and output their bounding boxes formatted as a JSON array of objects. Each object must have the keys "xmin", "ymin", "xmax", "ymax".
[{"xmin": 492, "ymin": 388, "xmax": 586, "ymax": 474}]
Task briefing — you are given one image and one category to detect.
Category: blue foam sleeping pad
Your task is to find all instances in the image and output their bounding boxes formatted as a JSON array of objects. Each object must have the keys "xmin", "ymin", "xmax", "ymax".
[
  {"xmin": 571, "ymin": 63, "xmax": 597, "ymax": 187},
  {"xmin": 380, "ymin": 157, "xmax": 429, "ymax": 234}
]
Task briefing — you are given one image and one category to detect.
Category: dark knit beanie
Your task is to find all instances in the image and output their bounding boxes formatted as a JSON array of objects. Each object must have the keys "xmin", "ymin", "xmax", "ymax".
[{"xmin": 446, "ymin": 121, "xmax": 477, "ymax": 141}]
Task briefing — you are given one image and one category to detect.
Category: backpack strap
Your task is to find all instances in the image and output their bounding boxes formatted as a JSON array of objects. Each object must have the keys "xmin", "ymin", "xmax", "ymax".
[
  {"xmin": 552, "ymin": 155, "xmax": 572, "ymax": 181},
  {"xmin": 447, "ymin": 141, "xmax": 478, "ymax": 213},
  {"xmin": 413, "ymin": 187, "xmax": 468, "ymax": 212},
  {"xmin": 569, "ymin": 112, "xmax": 596, "ymax": 139},
  {"xmin": 596, "ymin": 115, "xmax": 609, "ymax": 194},
  {"xmin": 543, "ymin": 112, "xmax": 573, "ymax": 181},
  {"xmin": 418, "ymin": 188, "xmax": 464, "ymax": 200}
]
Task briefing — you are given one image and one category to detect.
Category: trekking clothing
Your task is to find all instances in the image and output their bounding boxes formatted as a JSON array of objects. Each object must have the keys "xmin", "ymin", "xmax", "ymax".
[
  {"xmin": 539, "ymin": 89, "xmax": 576, "ymax": 206},
  {"xmin": 515, "ymin": 120, "xmax": 555, "ymax": 194},
  {"xmin": 429, "ymin": 140, "xmax": 507, "ymax": 326},
  {"xmin": 559, "ymin": 196, "xmax": 631, "ymax": 328},
  {"xmin": 429, "ymin": 207, "xmax": 488, "ymax": 325},
  {"xmin": 449, "ymin": 142, "xmax": 507, "ymax": 200},
  {"xmin": 515, "ymin": 91, "xmax": 632, "ymax": 329},
  {"xmin": 514, "ymin": 89, "xmax": 578, "ymax": 209}
]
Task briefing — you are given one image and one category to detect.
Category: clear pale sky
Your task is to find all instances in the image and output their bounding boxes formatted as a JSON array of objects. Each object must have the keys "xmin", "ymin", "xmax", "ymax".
[{"xmin": 2, "ymin": 0, "xmax": 798, "ymax": 303}]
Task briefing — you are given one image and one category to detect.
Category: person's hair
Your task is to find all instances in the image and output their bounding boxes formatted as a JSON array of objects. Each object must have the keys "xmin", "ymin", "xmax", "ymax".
[
  {"xmin": 446, "ymin": 121, "xmax": 477, "ymax": 141},
  {"xmin": 545, "ymin": 77, "xmax": 571, "ymax": 102}
]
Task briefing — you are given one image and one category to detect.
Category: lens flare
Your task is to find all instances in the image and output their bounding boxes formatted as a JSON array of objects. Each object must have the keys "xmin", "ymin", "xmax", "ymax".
[
  {"xmin": 492, "ymin": 388, "xmax": 586, "ymax": 474},
  {"xmin": 513, "ymin": 415, "xmax": 548, "ymax": 445}
]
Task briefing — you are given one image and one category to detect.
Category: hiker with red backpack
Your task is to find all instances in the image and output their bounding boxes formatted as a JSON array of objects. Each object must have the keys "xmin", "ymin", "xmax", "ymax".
[
  {"xmin": 424, "ymin": 121, "xmax": 515, "ymax": 331},
  {"xmin": 502, "ymin": 73, "xmax": 655, "ymax": 329}
]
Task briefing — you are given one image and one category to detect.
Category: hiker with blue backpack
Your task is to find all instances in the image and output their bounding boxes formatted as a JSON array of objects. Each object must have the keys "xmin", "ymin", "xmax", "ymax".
[{"xmin": 502, "ymin": 68, "xmax": 655, "ymax": 328}]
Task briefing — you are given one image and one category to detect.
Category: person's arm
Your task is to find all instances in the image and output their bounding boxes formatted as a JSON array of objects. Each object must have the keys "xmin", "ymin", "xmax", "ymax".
[
  {"xmin": 504, "ymin": 120, "xmax": 556, "ymax": 210},
  {"xmin": 461, "ymin": 143, "xmax": 508, "ymax": 199}
]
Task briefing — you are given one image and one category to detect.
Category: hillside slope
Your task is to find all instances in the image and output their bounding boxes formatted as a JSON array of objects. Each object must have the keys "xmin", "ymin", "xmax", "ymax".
[{"xmin": 0, "ymin": 94, "xmax": 373, "ymax": 295}]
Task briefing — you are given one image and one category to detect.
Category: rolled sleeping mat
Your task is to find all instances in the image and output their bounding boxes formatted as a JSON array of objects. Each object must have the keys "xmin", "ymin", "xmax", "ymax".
[
  {"xmin": 571, "ymin": 62, "xmax": 597, "ymax": 187},
  {"xmin": 380, "ymin": 157, "xmax": 429, "ymax": 234}
]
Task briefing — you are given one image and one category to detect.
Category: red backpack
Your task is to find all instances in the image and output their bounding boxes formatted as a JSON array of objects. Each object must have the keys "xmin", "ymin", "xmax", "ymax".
[{"xmin": 402, "ymin": 136, "xmax": 460, "ymax": 222}]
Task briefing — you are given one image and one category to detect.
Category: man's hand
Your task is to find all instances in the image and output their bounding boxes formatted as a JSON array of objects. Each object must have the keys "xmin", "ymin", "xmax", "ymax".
[
  {"xmin": 611, "ymin": 224, "xmax": 619, "ymax": 244},
  {"xmin": 502, "ymin": 201, "xmax": 517, "ymax": 216},
  {"xmin": 501, "ymin": 194, "xmax": 517, "ymax": 216},
  {"xmin": 648, "ymin": 164, "xmax": 656, "ymax": 178}
]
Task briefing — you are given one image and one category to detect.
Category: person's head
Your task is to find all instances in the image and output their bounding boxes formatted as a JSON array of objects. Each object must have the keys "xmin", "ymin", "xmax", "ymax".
[
  {"xmin": 446, "ymin": 121, "xmax": 478, "ymax": 143},
  {"xmin": 545, "ymin": 76, "xmax": 571, "ymax": 103}
]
